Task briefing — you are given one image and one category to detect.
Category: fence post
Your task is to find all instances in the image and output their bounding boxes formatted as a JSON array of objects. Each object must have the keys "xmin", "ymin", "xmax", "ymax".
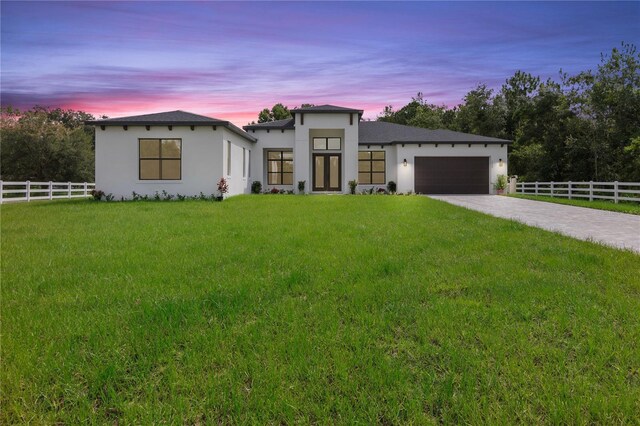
[
  {"xmin": 83, "ymin": 182, "xmax": 88, "ymax": 197},
  {"xmin": 568, "ymin": 181, "xmax": 572, "ymax": 199},
  {"xmin": 0, "ymin": 180, "xmax": 3, "ymax": 204},
  {"xmin": 535, "ymin": 181, "xmax": 538, "ymax": 195},
  {"xmin": 589, "ymin": 181, "xmax": 593, "ymax": 201},
  {"xmin": 614, "ymin": 181, "xmax": 619, "ymax": 204},
  {"xmin": 49, "ymin": 181, "xmax": 53, "ymax": 200},
  {"xmin": 68, "ymin": 182, "xmax": 72, "ymax": 199},
  {"xmin": 26, "ymin": 180, "xmax": 31, "ymax": 202},
  {"xmin": 550, "ymin": 181, "xmax": 554, "ymax": 197}
]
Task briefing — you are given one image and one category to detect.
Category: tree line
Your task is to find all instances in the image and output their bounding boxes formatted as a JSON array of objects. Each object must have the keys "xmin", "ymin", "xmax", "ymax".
[
  {"xmin": 378, "ymin": 43, "xmax": 640, "ymax": 182},
  {"xmin": 1, "ymin": 44, "xmax": 637, "ymax": 183}
]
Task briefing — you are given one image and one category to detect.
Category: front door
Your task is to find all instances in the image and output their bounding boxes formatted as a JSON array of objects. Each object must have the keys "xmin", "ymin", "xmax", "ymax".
[{"xmin": 313, "ymin": 154, "xmax": 341, "ymax": 191}]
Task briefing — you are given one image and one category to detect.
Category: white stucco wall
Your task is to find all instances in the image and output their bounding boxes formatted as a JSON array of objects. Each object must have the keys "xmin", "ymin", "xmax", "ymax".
[
  {"xmin": 95, "ymin": 125, "xmax": 254, "ymax": 199},
  {"xmin": 223, "ymin": 128, "xmax": 255, "ymax": 197},
  {"xmin": 247, "ymin": 129, "xmax": 295, "ymax": 191},
  {"xmin": 395, "ymin": 144, "xmax": 508, "ymax": 194}
]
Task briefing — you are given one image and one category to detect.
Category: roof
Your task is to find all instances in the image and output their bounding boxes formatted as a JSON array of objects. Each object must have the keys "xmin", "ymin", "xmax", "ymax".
[
  {"xmin": 290, "ymin": 104, "xmax": 364, "ymax": 115},
  {"xmin": 243, "ymin": 118, "xmax": 295, "ymax": 131},
  {"xmin": 358, "ymin": 121, "xmax": 511, "ymax": 145},
  {"xmin": 86, "ymin": 110, "xmax": 256, "ymax": 142}
]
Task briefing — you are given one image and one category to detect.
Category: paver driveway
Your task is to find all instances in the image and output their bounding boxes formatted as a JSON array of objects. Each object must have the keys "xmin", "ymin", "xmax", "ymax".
[{"xmin": 430, "ymin": 195, "xmax": 640, "ymax": 253}]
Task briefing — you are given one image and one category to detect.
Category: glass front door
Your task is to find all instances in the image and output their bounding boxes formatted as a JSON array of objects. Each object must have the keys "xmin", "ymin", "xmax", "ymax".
[{"xmin": 313, "ymin": 154, "xmax": 341, "ymax": 191}]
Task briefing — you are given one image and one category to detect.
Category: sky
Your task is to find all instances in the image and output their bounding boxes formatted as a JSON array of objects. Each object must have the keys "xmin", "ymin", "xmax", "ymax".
[{"xmin": 1, "ymin": 1, "xmax": 638, "ymax": 125}]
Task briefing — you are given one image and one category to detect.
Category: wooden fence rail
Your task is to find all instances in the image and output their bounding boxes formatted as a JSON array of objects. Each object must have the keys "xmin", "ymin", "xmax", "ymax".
[
  {"xmin": 0, "ymin": 181, "xmax": 96, "ymax": 204},
  {"xmin": 515, "ymin": 181, "xmax": 640, "ymax": 203}
]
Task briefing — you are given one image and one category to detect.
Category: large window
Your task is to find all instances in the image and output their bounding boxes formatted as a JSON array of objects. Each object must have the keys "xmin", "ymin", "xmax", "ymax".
[
  {"xmin": 139, "ymin": 139, "xmax": 181, "ymax": 180},
  {"xmin": 358, "ymin": 151, "xmax": 385, "ymax": 184},
  {"xmin": 313, "ymin": 137, "xmax": 341, "ymax": 150},
  {"xmin": 267, "ymin": 150, "xmax": 293, "ymax": 185},
  {"xmin": 227, "ymin": 141, "xmax": 232, "ymax": 175}
]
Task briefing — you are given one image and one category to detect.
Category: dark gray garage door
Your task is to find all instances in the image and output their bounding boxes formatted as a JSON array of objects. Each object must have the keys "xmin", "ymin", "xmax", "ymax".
[{"xmin": 415, "ymin": 157, "xmax": 489, "ymax": 194}]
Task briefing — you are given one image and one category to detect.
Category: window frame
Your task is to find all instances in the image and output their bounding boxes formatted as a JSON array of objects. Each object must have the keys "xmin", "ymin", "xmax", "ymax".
[
  {"xmin": 312, "ymin": 137, "xmax": 342, "ymax": 151},
  {"xmin": 267, "ymin": 150, "xmax": 294, "ymax": 185},
  {"xmin": 138, "ymin": 138, "xmax": 182, "ymax": 181},
  {"xmin": 358, "ymin": 150, "xmax": 386, "ymax": 185},
  {"xmin": 227, "ymin": 141, "xmax": 232, "ymax": 176}
]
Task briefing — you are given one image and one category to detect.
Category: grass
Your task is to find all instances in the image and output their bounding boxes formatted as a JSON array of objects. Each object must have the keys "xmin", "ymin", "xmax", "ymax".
[
  {"xmin": 509, "ymin": 194, "xmax": 640, "ymax": 215},
  {"xmin": 2, "ymin": 196, "xmax": 639, "ymax": 424}
]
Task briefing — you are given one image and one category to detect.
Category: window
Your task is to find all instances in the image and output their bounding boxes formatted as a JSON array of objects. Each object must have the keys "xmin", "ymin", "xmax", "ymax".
[
  {"xmin": 139, "ymin": 139, "xmax": 181, "ymax": 180},
  {"xmin": 358, "ymin": 151, "xmax": 385, "ymax": 184},
  {"xmin": 267, "ymin": 150, "xmax": 293, "ymax": 185},
  {"xmin": 227, "ymin": 141, "xmax": 232, "ymax": 175},
  {"xmin": 242, "ymin": 148, "xmax": 246, "ymax": 178},
  {"xmin": 247, "ymin": 150, "xmax": 251, "ymax": 178},
  {"xmin": 313, "ymin": 137, "xmax": 341, "ymax": 150}
]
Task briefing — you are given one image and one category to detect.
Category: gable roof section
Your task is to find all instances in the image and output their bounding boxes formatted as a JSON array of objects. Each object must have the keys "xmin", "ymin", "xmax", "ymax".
[
  {"xmin": 291, "ymin": 104, "xmax": 363, "ymax": 116},
  {"xmin": 359, "ymin": 121, "xmax": 511, "ymax": 145},
  {"xmin": 243, "ymin": 118, "xmax": 295, "ymax": 131},
  {"xmin": 86, "ymin": 110, "xmax": 257, "ymax": 142}
]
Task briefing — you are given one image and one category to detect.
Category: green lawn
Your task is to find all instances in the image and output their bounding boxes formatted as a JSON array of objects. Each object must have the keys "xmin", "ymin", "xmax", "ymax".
[
  {"xmin": 510, "ymin": 194, "xmax": 640, "ymax": 215},
  {"xmin": 2, "ymin": 196, "xmax": 639, "ymax": 424}
]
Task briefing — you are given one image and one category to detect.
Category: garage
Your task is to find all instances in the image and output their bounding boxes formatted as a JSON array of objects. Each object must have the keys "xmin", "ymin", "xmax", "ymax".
[{"xmin": 414, "ymin": 156, "xmax": 489, "ymax": 194}]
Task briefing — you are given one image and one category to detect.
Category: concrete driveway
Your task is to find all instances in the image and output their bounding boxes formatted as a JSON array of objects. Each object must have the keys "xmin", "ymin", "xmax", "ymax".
[{"xmin": 429, "ymin": 195, "xmax": 640, "ymax": 253}]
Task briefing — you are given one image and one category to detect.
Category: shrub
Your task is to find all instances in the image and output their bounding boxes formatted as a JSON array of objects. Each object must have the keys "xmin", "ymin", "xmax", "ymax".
[
  {"xmin": 270, "ymin": 187, "xmax": 280, "ymax": 194},
  {"xmin": 387, "ymin": 181, "xmax": 397, "ymax": 193},
  {"xmin": 251, "ymin": 181, "xmax": 262, "ymax": 194},
  {"xmin": 298, "ymin": 181, "xmax": 306, "ymax": 194},
  {"xmin": 377, "ymin": 187, "xmax": 387, "ymax": 194},
  {"xmin": 348, "ymin": 180, "xmax": 358, "ymax": 194},
  {"xmin": 90, "ymin": 189, "xmax": 105, "ymax": 201},
  {"xmin": 494, "ymin": 174, "xmax": 508, "ymax": 191},
  {"xmin": 217, "ymin": 177, "xmax": 229, "ymax": 198},
  {"xmin": 105, "ymin": 193, "xmax": 115, "ymax": 202}
]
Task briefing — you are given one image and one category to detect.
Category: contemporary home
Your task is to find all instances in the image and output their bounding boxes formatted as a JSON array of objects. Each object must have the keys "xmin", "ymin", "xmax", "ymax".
[{"xmin": 88, "ymin": 105, "xmax": 510, "ymax": 198}]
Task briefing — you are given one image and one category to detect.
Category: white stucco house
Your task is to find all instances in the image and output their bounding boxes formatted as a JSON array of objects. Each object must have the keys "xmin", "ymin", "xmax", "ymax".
[{"xmin": 88, "ymin": 105, "xmax": 510, "ymax": 198}]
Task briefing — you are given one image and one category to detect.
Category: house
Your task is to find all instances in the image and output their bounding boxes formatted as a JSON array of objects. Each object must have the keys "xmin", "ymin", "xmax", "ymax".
[{"xmin": 87, "ymin": 105, "xmax": 510, "ymax": 198}]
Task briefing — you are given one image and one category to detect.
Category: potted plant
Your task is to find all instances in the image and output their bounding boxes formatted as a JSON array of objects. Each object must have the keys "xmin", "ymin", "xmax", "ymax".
[
  {"xmin": 216, "ymin": 177, "xmax": 229, "ymax": 201},
  {"xmin": 297, "ymin": 180, "xmax": 306, "ymax": 194},
  {"xmin": 494, "ymin": 174, "xmax": 507, "ymax": 195}
]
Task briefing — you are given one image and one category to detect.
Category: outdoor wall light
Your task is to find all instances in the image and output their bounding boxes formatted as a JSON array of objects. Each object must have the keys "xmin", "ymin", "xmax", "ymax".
[
  {"xmin": 403, "ymin": 158, "xmax": 408, "ymax": 167},
  {"xmin": 499, "ymin": 158, "xmax": 504, "ymax": 167}
]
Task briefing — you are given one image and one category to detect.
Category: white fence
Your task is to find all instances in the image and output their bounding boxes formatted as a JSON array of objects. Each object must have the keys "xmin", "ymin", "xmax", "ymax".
[
  {"xmin": 516, "ymin": 181, "xmax": 640, "ymax": 203},
  {"xmin": 0, "ymin": 181, "xmax": 96, "ymax": 204}
]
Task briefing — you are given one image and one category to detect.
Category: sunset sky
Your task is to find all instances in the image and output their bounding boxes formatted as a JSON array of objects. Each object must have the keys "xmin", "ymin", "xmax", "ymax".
[{"xmin": 1, "ymin": 1, "xmax": 638, "ymax": 125}]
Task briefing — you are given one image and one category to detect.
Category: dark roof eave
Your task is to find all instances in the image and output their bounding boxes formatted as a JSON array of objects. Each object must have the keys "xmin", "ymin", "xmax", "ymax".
[
  {"xmin": 242, "ymin": 124, "xmax": 295, "ymax": 130},
  {"xmin": 290, "ymin": 109, "xmax": 363, "ymax": 116},
  {"xmin": 87, "ymin": 120, "xmax": 257, "ymax": 143},
  {"xmin": 358, "ymin": 140, "xmax": 512, "ymax": 145}
]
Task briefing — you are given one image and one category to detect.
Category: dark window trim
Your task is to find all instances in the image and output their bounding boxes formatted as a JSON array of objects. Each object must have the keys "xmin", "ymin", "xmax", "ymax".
[
  {"xmin": 139, "ymin": 138, "xmax": 182, "ymax": 181},
  {"xmin": 358, "ymin": 150, "xmax": 386, "ymax": 185},
  {"xmin": 267, "ymin": 150, "xmax": 293, "ymax": 185},
  {"xmin": 312, "ymin": 137, "xmax": 342, "ymax": 151},
  {"xmin": 312, "ymin": 153, "xmax": 342, "ymax": 191}
]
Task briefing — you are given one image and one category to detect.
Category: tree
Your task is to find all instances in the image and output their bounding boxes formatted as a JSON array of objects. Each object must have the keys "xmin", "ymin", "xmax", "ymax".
[
  {"xmin": 454, "ymin": 84, "xmax": 506, "ymax": 138},
  {"xmin": 0, "ymin": 107, "xmax": 95, "ymax": 181},
  {"xmin": 257, "ymin": 103, "xmax": 292, "ymax": 123},
  {"xmin": 378, "ymin": 93, "xmax": 451, "ymax": 129}
]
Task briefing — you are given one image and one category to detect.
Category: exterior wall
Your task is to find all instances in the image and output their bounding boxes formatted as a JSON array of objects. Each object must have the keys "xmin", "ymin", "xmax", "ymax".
[
  {"xmin": 95, "ymin": 125, "xmax": 225, "ymax": 199},
  {"xmin": 293, "ymin": 113, "xmax": 358, "ymax": 193},
  {"xmin": 222, "ymin": 129, "xmax": 255, "ymax": 197},
  {"xmin": 247, "ymin": 129, "xmax": 295, "ymax": 191},
  {"xmin": 395, "ymin": 144, "xmax": 508, "ymax": 194},
  {"xmin": 356, "ymin": 144, "xmax": 398, "ymax": 192}
]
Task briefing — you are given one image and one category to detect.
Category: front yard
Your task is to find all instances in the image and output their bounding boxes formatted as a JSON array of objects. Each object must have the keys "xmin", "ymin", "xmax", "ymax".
[{"xmin": 2, "ymin": 196, "xmax": 639, "ymax": 423}]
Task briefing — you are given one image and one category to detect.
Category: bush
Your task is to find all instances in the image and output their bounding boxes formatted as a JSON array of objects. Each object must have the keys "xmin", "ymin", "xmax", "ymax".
[
  {"xmin": 270, "ymin": 187, "xmax": 280, "ymax": 194},
  {"xmin": 298, "ymin": 181, "xmax": 306, "ymax": 194},
  {"xmin": 387, "ymin": 181, "xmax": 397, "ymax": 193},
  {"xmin": 494, "ymin": 174, "xmax": 508, "ymax": 191},
  {"xmin": 348, "ymin": 180, "xmax": 358, "ymax": 194},
  {"xmin": 90, "ymin": 189, "xmax": 105, "ymax": 201},
  {"xmin": 251, "ymin": 181, "xmax": 262, "ymax": 194}
]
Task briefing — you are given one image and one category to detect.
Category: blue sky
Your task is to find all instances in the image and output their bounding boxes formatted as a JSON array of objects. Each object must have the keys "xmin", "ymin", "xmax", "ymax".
[{"xmin": 1, "ymin": 1, "xmax": 638, "ymax": 124}]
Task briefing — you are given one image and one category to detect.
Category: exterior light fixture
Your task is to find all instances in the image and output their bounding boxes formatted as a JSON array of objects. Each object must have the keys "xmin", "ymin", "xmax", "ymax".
[
  {"xmin": 403, "ymin": 158, "xmax": 408, "ymax": 167},
  {"xmin": 499, "ymin": 158, "xmax": 504, "ymax": 167}
]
